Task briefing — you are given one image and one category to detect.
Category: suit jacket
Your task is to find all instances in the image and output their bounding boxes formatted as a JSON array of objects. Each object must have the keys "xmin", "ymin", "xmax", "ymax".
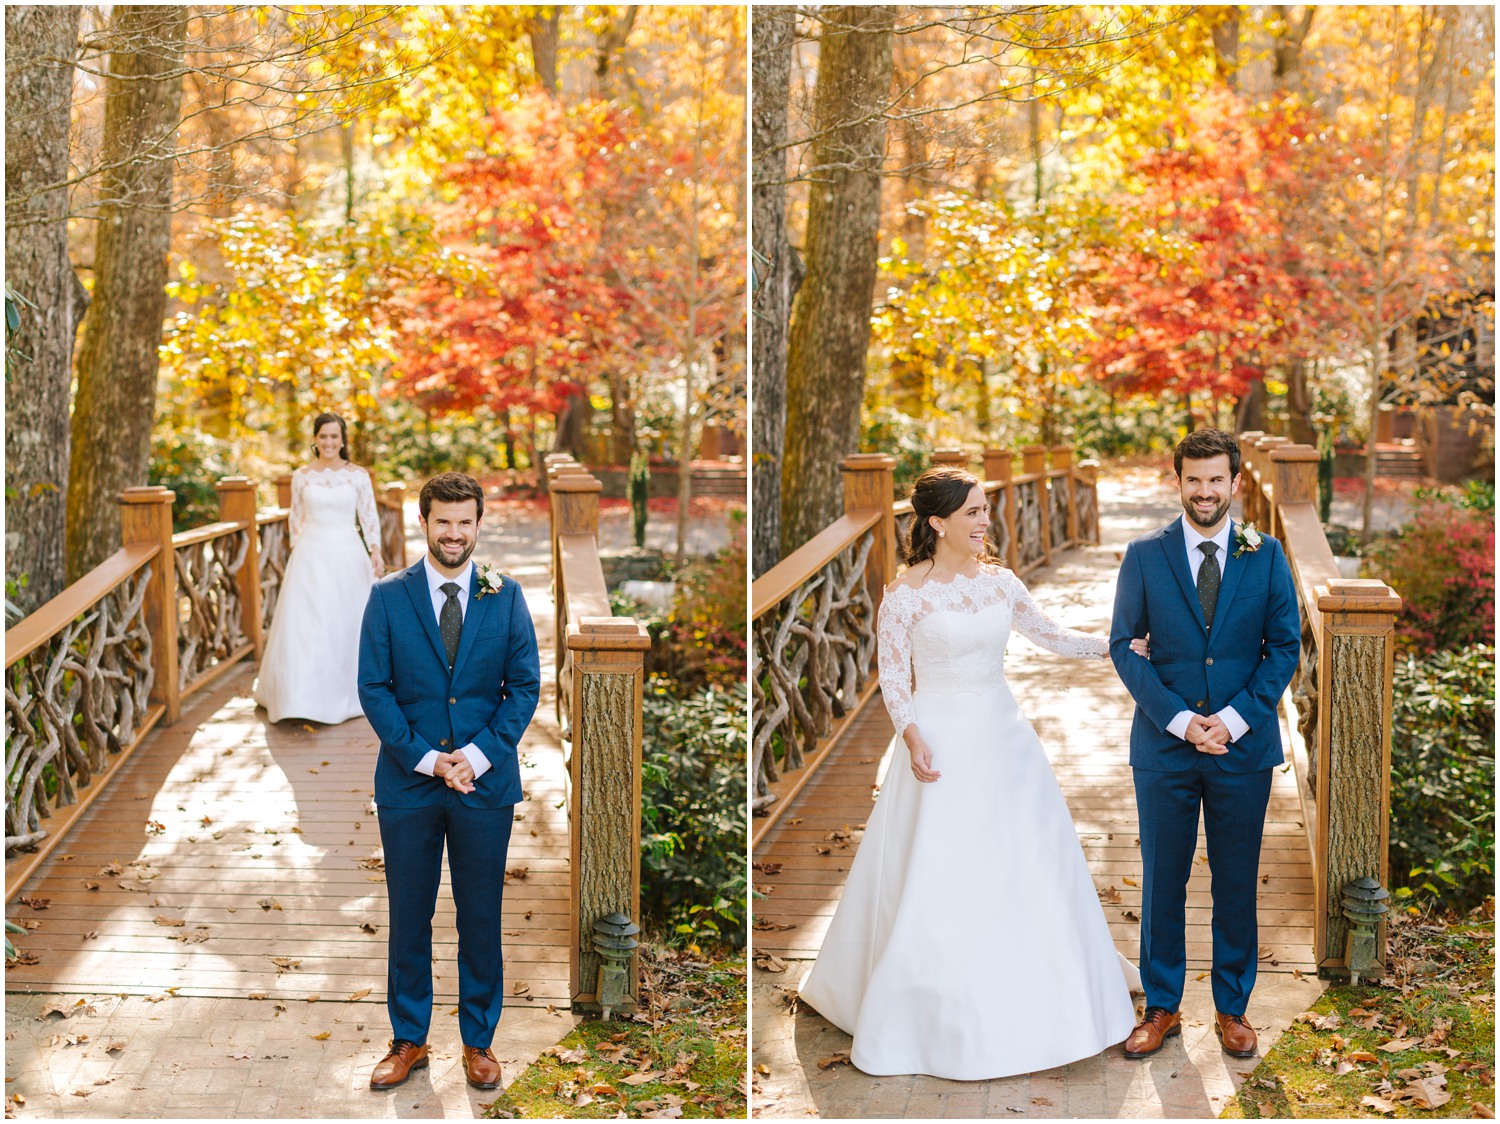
[
  {"xmin": 358, "ymin": 560, "xmax": 541, "ymax": 808},
  {"xmin": 1110, "ymin": 518, "xmax": 1300, "ymax": 773}
]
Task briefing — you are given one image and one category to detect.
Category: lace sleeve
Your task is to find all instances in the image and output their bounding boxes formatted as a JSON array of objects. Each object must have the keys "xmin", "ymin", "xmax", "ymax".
[
  {"xmin": 1002, "ymin": 569, "xmax": 1108, "ymax": 660},
  {"xmin": 289, "ymin": 469, "xmax": 307, "ymax": 548},
  {"xmin": 354, "ymin": 469, "xmax": 382, "ymax": 559},
  {"xmin": 877, "ymin": 586, "xmax": 919, "ymax": 737}
]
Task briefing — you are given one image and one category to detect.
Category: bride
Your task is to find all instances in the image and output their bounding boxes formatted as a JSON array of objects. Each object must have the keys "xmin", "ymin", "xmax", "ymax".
[
  {"xmin": 254, "ymin": 412, "xmax": 385, "ymax": 724},
  {"xmin": 798, "ymin": 466, "xmax": 1141, "ymax": 1080}
]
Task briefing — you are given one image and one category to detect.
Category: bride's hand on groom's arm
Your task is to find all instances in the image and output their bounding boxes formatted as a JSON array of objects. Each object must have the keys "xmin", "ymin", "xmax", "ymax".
[{"xmin": 905, "ymin": 732, "xmax": 941, "ymax": 783}]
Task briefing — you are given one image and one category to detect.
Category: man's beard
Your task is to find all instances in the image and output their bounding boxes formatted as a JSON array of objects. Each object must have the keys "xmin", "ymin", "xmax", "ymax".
[
  {"xmin": 1182, "ymin": 495, "xmax": 1231, "ymax": 529},
  {"xmin": 428, "ymin": 535, "xmax": 476, "ymax": 569}
]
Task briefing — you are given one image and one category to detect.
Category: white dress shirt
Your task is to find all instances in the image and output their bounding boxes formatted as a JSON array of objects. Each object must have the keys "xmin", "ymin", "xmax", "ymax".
[
  {"xmin": 1165, "ymin": 515, "xmax": 1249, "ymax": 744},
  {"xmin": 413, "ymin": 555, "xmax": 490, "ymax": 781}
]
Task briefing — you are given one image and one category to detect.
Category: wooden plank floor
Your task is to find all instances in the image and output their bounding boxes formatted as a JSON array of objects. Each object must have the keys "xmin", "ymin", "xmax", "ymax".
[
  {"xmin": 6, "ymin": 658, "xmax": 572, "ymax": 1008},
  {"xmin": 753, "ymin": 539, "xmax": 1318, "ymax": 977}
]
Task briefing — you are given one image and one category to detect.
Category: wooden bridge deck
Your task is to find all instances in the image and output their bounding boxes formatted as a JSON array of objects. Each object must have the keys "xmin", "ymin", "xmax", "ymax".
[
  {"xmin": 753, "ymin": 493, "xmax": 1318, "ymax": 979},
  {"xmin": 7, "ymin": 584, "xmax": 571, "ymax": 1011}
]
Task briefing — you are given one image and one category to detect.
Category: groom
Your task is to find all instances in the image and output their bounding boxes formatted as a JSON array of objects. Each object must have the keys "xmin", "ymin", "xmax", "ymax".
[
  {"xmin": 1110, "ymin": 429, "xmax": 1299, "ymax": 1060},
  {"xmin": 357, "ymin": 471, "xmax": 540, "ymax": 1090}
]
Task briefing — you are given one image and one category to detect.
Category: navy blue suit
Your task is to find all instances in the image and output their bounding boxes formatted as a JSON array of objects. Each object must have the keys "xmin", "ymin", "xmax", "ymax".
[
  {"xmin": 1110, "ymin": 517, "xmax": 1299, "ymax": 1015},
  {"xmin": 358, "ymin": 559, "xmax": 541, "ymax": 1048}
]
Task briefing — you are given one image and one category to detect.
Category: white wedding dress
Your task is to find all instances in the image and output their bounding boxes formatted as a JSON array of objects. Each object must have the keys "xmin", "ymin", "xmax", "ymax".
[
  {"xmin": 798, "ymin": 564, "xmax": 1139, "ymax": 1080},
  {"xmin": 253, "ymin": 463, "xmax": 381, "ymax": 724}
]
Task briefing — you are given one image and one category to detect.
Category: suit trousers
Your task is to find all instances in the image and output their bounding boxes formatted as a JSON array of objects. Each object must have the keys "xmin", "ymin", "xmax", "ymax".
[
  {"xmin": 377, "ymin": 791, "xmax": 514, "ymax": 1048},
  {"xmin": 1132, "ymin": 758, "xmax": 1272, "ymax": 1016}
]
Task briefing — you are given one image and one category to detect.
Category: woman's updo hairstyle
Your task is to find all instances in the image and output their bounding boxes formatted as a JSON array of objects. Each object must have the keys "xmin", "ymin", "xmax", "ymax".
[
  {"xmin": 311, "ymin": 412, "xmax": 350, "ymax": 461},
  {"xmin": 902, "ymin": 465, "xmax": 992, "ymax": 566}
]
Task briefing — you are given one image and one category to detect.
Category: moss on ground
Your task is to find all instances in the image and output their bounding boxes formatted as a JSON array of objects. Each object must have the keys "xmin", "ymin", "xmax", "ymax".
[
  {"xmin": 1221, "ymin": 913, "xmax": 1494, "ymax": 1119},
  {"xmin": 485, "ymin": 948, "xmax": 746, "ymax": 1118}
]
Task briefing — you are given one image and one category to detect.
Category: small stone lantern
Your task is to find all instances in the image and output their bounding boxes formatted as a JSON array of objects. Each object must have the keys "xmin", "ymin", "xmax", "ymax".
[
  {"xmin": 592, "ymin": 911, "xmax": 640, "ymax": 1018},
  {"xmin": 1340, "ymin": 877, "xmax": 1390, "ymax": 985}
]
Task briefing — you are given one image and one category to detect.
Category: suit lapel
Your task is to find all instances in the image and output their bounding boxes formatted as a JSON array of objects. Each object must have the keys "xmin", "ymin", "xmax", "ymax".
[
  {"xmin": 1159, "ymin": 518, "xmax": 1208, "ymax": 635},
  {"xmin": 450, "ymin": 563, "xmax": 489, "ymax": 679},
  {"xmin": 1211, "ymin": 520, "xmax": 1247, "ymax": 649},
  {"xmin": 402, "ymin": 561, "xmax": 450, "ymax": 668}
]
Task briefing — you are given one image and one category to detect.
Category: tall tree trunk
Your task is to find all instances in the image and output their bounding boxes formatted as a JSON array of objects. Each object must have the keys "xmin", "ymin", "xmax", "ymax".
[
  {"xmin": 67, "ymin": 6, "xmax": 187, "ymax": 582},
  {"xmin": 781, "ymin": 5, "xmax": 894, "ymax": 554},
  {"xmin": 751, "ymin": 6, "xmax": 796, "ymax": 578},
  {"xmin": 5, "ymin": 5, "xmax": 85, "ymax": 612},
  {"xmin": 528, "ymin": 7, "xmax": 560, "ymax": 95},
  {"xmin": 1210, "ymin": 6, "xmax": 1242, "ymax": 90}
]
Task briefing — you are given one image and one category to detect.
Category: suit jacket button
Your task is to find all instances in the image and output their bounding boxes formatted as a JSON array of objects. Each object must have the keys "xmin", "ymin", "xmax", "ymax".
[
  {"xmin": 449, "ymin": 697, "xmax": 457, "ymax": 705},
  {"xmin": 1205, "ymin": 657, "xmax": 1214, "ymax": 666},
  {"xmin": 440, "ymin": 739, "xmax": 449, "ymax": 747},
  {"xmin": 1196, "ymin": 700, "xmax": 1205, "ymax": 709}
]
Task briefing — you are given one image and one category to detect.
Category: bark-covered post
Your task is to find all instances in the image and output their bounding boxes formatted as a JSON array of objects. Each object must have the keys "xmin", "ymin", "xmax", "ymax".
[
  {"xmin": 567, "ymin": 615, "xmax": 650, "ymax": 1013},
  {"xmin": 983, "ymin": 448, "xmax": 1020, "ymax": 570},
  {"xmin": 119, "ymin": 486, "xmax": 180, "ymax": 725},
  {"xmin": 1051, "ymin": 445, "xmax": 1077, "ymax": 544},
  {"xmin": 841, "ymin": 453, "xmax": 896, "ymax": 622},
  {"xmin": 1313, "ymin": 577, "xmax": 1401, "ymax": 976},
  {"xmin": 214, "ymin": 477, "xmax": 262, "ymax": 659},
  {"xmin": 1022, "ymin": 445, "xmax": 1051, "ymax": 565}
]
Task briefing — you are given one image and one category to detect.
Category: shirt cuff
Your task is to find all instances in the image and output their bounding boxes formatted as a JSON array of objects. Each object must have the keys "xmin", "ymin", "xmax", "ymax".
[
  {"xmin": 414, "ymin": 750, "xmax": 439, "ymax": 776},
  {"xmin": 1219, "ymin": 706, "xmax": 1249, "ymax": 742},
  {"xmin": 1166, "ymin": 711, "xmax": 1194, "ymax": 741},
  {"xmin": 458, "ymin": 744, "xmax": 491, "ymax": 780}
]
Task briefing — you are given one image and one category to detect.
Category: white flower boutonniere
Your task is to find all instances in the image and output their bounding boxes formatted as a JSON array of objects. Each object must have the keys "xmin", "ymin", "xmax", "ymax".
[
  {"xmin": 1233, "ymin": 522, "xmax": 1263, "ymax": 560},
  {"xmin": 473, "ymin": 563, "xmax": 505, "ymax": 599}
]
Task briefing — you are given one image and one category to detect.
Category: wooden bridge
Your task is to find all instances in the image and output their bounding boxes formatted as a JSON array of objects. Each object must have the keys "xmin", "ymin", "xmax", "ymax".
[{"xmin": 4, "ymin": 463, "xmax": 649, "ymax": 1113}]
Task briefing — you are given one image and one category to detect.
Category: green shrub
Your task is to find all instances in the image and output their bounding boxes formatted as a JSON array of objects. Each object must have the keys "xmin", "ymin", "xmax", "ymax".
[
  {"xmin": 663, "ymin": 509, "xmax": 746, "ymax": 692},
  {"xmin": 150, "ymin": 429, "xmax": 236, "ymax": 531},
  {"xmin": 1364, "ymin": 491, "xmax": 1494, "ymax": 654},
  {"xmin": 640, "ymin": 679, "xmax": 747, "ymax": 950},
  {"xmin": 1389, "ymin": 644, "xmax": 1495, "ymax": 912}
]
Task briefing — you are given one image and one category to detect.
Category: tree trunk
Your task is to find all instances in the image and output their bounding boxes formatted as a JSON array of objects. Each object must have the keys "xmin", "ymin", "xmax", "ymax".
[
  {"xmin": 1210, "ymin": 6, "xmax": 1242, "ymax": 89},
  {"xmin": 1286, "ymin": 357, "xmax": 1318, "ymax": 445},
  {"xmin": 607, "ymin": 368, "xmax": 636, "ymax": 465},
  {"xmin": 781, "ymin": 5, "xmax": 894, "ymax": 555},
  {"xmin": 5, "ymin": 5, "xmax": 85, "ymax": 612},
  {"xmin": 527, "ymin": 8, "xmax": 560, "ymax": 96},
  {"xmin": 751, "ymin": 5, "xmax": 796, "ymax": 578},
  {"xmin": 555, "ymin": 385, "xmax": 589, "ymax": 460},
  {"xmin": 67, "ymin": 5, "xmax": 188, "ymax": 583}
]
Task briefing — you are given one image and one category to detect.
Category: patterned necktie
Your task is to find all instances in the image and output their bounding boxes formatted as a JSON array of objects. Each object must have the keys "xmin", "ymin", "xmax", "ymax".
[
  {"xmin": 1197, "ymin": 542, "xmax": 1220, "ymax": 631},
  {"xmin": 439, "ymin": 581, "xmax": 463, "ymax": 669}
]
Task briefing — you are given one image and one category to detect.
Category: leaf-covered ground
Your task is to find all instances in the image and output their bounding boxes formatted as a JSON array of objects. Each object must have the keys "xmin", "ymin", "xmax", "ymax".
[
  {"xmin": 1222, "ymin": 910, "xmax": 1494, "ymax": 1119},
  {"xmin": 484, "ymin": 947, "xmax": 746, "ymax": 1119}
]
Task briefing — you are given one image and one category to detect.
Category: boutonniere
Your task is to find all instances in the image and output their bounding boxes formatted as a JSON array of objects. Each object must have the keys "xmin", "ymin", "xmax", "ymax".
[
  {"xmin": 473, "ymin": 563, "xmax": 505, "ymax": 599},
  {"xmin": 1233, "ymin": 522, "xmax": 1263, "ymax": 559}
]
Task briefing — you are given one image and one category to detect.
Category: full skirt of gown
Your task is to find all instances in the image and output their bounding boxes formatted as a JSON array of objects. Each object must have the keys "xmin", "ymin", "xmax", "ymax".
[
  {"xmin": 254, "ymin": 520, "xmax": 373, "ymax": 724},
  {"xmin": 798, "ymin": 678, "xmax": 1139, "ymax": 1080}
]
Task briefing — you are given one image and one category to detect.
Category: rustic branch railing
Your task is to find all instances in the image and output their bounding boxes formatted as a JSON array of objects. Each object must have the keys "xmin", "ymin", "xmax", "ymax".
[
  {"xmin": 751, "ymin": 445, "xmax": 1100, "ymax": 846},
  {"xmin": 6, "ymin": 469, "xmax": 405, "ymax": 899},
  {"xmin": 1239, "ymin": 432, "xmax": 1402, "ymax": 979},
  {"xmin": 546, "ymin": 455, "xmax": 650, "ymax": 1015}
]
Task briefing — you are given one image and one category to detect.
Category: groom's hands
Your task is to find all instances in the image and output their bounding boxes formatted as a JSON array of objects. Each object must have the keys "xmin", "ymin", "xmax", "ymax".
[
  {"xmin": 1185, "ymin": 714, "xmax": 1229, "ymax": 755},
  {"xmin": 433, "ymin": 751, "xmax": 476, "ymax": 793}
]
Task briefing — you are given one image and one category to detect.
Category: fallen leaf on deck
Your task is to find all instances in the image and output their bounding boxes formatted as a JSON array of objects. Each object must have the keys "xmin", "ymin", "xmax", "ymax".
[
  {"xmin": 105, "ymin": 1041, "xmax": 125, "ymax": 1053},
  {"xmin": 505, "ymin": 866, "xmax": 528, "ymax": 881},
  {"xmin": 1195, "ymin": 971, "xmax": 1209, "ymax": 981},
  {"xmin": 512, "ymin": 982, "xmax": 530, "ymax": 995},
  {"xmin": 228, "ymin": 1050, "xmax": 252, "ymax": 1060},
  {"xmin": 248, "ymin": 992, "xmax": 268, "ymax": 1000},
  {"xmin": 1123, "ymin": 877, "xmax": 1139, "ymax": 887},
  {"xmin": 360, "ymin": 923, "xmax": 378, "ymax": 934},
  {"xmin": 310, "ymin": 1031, "xmax": 331, "ymax": 1041},
  {"xmin": 257, "ymin": 899, "xmax": 282, "ymax": 911},
  {"xmin": 271, "ymin": 958, "xmax": 302, "ymax": 972},
  {"xmin": 18, "ymin": 898, "xmax": 48, "ymax": 910},
  {"xmin": 754, "ymin": 955, "xmax": 788, "ymax": 973},
  {"xmin": 348, "ymin": 988, "xmax": 371, "ymax": 1001},
  {"xmin": 153, "ymin": 916, "xmax": 186, "ymax": 927},
  {"xmin": 752, "ymin": 919, "xmax": 797, "ymax": 931},
  {"xmin": 752, "ymin": 862, "xmax": 783, "ymax": 875},
  {"xmin": 40, "ymin": 1000, "xmax": 84, "ymax": 1019},
  {"xmin": 1032, "ymin": 1097, "xmax": 1053, "ymax": 1107},
  {"xmin": 817, "ymin": 1053, "xmax": 851, "ymax": 1070},
  {"xmin": 83, "ymin": 881, "xmax": 99, "ymax": 891},
  {"xmin": 1098, "ymin": 885, "xmax": 1121, "ymax": 904},
  {"xmin": 82, "ymin": 931, "xmax": 99, "ymax": 941}
]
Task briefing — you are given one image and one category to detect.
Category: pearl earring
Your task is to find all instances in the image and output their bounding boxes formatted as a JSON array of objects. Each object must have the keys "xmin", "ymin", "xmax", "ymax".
[{"xmin": 938, "ymin": 530, "xmax": 945, "ymax": 538}]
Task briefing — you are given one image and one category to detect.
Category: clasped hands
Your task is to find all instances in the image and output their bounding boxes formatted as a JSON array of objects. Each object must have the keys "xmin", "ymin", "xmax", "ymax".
[
  {"xmin": 432, "ymin": 750, "xmax": 476, "ymax": 793},
  {"xmin": 1184, "ymin": 713, "xmax": 1230, "ymax": 756}
]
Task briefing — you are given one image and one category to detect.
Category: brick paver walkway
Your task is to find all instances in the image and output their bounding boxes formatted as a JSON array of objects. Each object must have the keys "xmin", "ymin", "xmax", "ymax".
[
  {"xmin": 750, "ymin": 469, "xmax": 1328, "ymax": 1119},
  {"xmin": 5, "ymin": 496, "xmax": 716, "ymax": 1119}
]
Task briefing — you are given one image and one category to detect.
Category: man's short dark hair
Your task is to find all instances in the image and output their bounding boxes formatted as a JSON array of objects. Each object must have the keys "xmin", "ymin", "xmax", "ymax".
[
  {"xmin": 419, "ymin": 472, "xmax": 485, "ymax": 520},
  {"xmin": 1174, "ymin": 428, "xmax": 1241, "ymax": 478}
]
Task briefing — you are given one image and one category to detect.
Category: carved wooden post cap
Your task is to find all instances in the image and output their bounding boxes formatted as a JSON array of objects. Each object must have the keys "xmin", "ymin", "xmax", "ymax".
[
  {"xmin": 1049, "ymin": 445, "xmax": 1073, "ymax": 468},
  {"xmin": 1077, "ymin": 459, "xmax": 1100, "ymax": 482},
  {"xmin": 841, "ymin": 453, "xmax": 896, "ymax": 472},
  {"xmin": 568, "ymin": 617, "xmax": 651, "ymax": 651},
  {"xmin": 930, "ymin": 448, "xmax": 967, "ymax": 469},
  {"xmin": 1020, "ymin": 445, "xmax": 1048, "ymax": 473},
  {"xmin": 981, "ymin": 448, "xmax": 1013, "ymax": 483},
  {"xmin": 1270, "ymin": 444, "xmax": 1322, "ymax": 463},
  {"xmin": 1254, "ymin": 435, "xmax": 1290, "ymax": 451},
  {"xmin": 550, "ymin": 475, "xmax": 604, "ymax": 494},
  {"xmin": 119, "ymin": 486, "xmax": 175, "ymax": 505},
  {"xmin": 1317, "ymin": 579, "xmax": 1402, "ymax": 614},
  {"xmin": 383, "ymin": 481, "xmax": 405, "ymax": 496}
]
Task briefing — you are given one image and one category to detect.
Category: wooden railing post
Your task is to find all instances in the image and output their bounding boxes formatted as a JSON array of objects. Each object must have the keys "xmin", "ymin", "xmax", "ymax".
[
  {"xmin": 567, "ymin": 616, "xmax": 650, "ymax": 1013},
  {"xmin": 548, "ymin": 470, "xmax": 601, "ymax": 715},
  {"xmin": 1271, "ymin": 444, "xmax": 1321, "ymax": 535},
  {"xmin": 119, "ymin": 487, "xmax": 181, "ymax": 725},
  {"xmin": 1252, "ymin": 437, "xmax": 1292, "ymax": 537},
  {"xmin": 275, "ymin": 474, "xmax": 292, "ymax": 509},
  {"xmin": 1077, "ymin": 460, "xmax": 1101, "ymax": 544},
  {"xmin": 215, "ymin": 477, "xmax": 263, "ymax": 660},
  {"xmin": 1022, "ymin": 445, "xmax": 1052, "ymax": 565},
  {"xmin": 983, "ymin": 448, "xmax": 1020, "ymax": 570},
  {"xmin": 930, "ymin": 448, "xmax": 968, "ymax": 471},
  {"xmin": 382, "ymin": 482, "xmax": 408, "ymax": 570},
  {"xmin": 1052, "ymin": 445, "xmax": 1078, "ymax": 544},
  {"xmin": 1312, "ymin": 577, "xmax": 1401, "ymax": 977},
  {"xmin": 841, "ymin": 454, "xmax": 896, "ymax": 618}
]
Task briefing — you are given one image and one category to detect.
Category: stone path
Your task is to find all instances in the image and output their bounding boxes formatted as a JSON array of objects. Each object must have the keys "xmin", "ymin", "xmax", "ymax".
[{"xmin": 750, "ymin": 469, "xmax": 1328, "ymax": 1119}]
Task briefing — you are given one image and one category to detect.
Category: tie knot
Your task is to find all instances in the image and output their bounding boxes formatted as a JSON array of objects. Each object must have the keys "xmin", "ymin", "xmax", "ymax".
[
  {"xmin": 441, "ymin": 582, "xmax": 461, "ymax": 598},
  {"xmin": 1199, "ymin": 541, "xmax": 1218, "ymax": 558}
]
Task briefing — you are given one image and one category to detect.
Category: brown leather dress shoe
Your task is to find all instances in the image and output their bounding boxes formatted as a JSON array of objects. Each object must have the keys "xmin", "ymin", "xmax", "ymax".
[
  {"xmin": 370, "ymin": 1040, "xmax": 429, "ymax": 1089},
  {"xmin": 1215, "ymin": 1011, "xmax": 1258, "ymax": 1058},
  {"xmin": 463, "ymin": 1045, "xmax": 502, "ymax": 1090},
  {"xmin": 1123, "ymin": 1006, "xmax": 1182, "ymax": 1059}
]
